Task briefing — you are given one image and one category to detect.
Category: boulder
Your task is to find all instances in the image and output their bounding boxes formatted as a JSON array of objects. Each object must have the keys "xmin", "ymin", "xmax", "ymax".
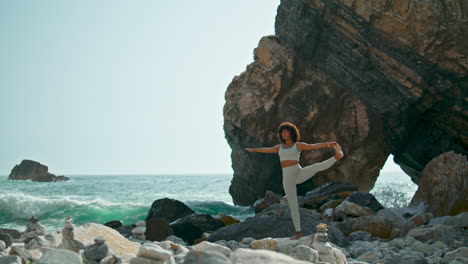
[
  {"xmin": 7, "ymin": 160, "xmax": 69, "ymax": 182},
  {"xmin": 303, "ymin": 182, "xmax": 358, "ymax": 209},
  {"xmin": 410, "ymin": 151, "xmax": 468, "ymax": 216},
  {"xmin": 405, "ymin": 224, "xmax": 465, "ymax": 247},
  {"xmin": 346, "ymin": 192, "xmax": 384, "ymax": 213},
  {"xmin": 74, "ymin": 223, "xmax": 140, "ymax": 256},
  {"xmin": 192, "ymin": 241, "xmax": 232, "ymax": 257},
  {"xmin": 208, "ymin": 203, "xmax": 347, "ymax": 247},
  {"xmin": 170, "ymin": 213, "xmax": 224, "ymax": 245},
  {"xmin": 348, "ymin": 231, "xmax": 372, "ymax": 242},
  {"xmin": 289, "ymin": 245, "xmax": 319, "ymax": 262},
  {"xmin": 183, "ymin": 250, "xmax": 230, "ymax": 264},
  {"xmin": 253, "ymin": 191, "xmax": 282, "ymax": 214},
  {"xmin": 37, "ymin": 249, "xmax": 82, "ymax": 264},
  {"xmin": 334, "ymin": 200, "xmax": 375, "ymax": 220},
  {"xmin": 442, "ymin": 247, "xmax": 468, "ymax": 263},
  {"xmin": 429, "ymin": 212, "xmax": 468, "ymax": 227},
  {"xmin": 0, "ymin": 229, "xmax": 20, "ymax": 240},
  {"xmin": 146, "ymin": 218, "xmax": 173, "ymax": 242},
  {"xmin": 335, "ymin": 216, "xmax": 392, "ymax": 238},
  {"xmin": 0, "ymin": 256, "xmax": 22, "ymax": 264},
  {"xmin": 145, "ymin": 198, "xmax": 194, "ymax": 222},
  {"xmin": 0, "ymin": 234, "xmax": 12, "ymax": 249},
  {"xmin": 230, "ymin": 248, "xmax": 311, "ymax": 264}
]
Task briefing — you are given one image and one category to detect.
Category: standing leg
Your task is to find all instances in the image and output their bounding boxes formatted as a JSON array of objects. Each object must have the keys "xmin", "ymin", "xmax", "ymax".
[
  {"xmin": 296, "ymin": 157, "xmax": 337, "ymax": 184},
  {"xmin": 282, "ymin": 167, "xmax": 301, "ymax": 233}
]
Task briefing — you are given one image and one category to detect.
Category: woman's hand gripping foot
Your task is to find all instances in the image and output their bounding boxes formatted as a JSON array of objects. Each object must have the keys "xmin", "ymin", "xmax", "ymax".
[{"xmin": 330, "ymin": 142, "xmax": 344, "ymax": 160}]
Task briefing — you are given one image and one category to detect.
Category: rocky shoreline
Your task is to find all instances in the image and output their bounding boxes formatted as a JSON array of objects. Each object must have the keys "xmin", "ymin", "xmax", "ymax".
[{"xmin": 0, "ymin": 193, "xmax": 466, "ymax": 264}]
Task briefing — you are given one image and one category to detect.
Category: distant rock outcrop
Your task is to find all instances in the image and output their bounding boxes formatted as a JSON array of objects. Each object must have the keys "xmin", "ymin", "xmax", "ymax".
[
  {"xmin": 8, "ymin": 160, "xmax": 69, "ymax": 182},
  {"xmin": 223, "ymin": 0, "xmax": 467, "ymax": 205}
]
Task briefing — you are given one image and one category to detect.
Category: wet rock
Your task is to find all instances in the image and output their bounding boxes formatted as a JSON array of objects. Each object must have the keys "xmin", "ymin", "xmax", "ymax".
[
  {"xmin": 0, "ymin": 234, "xmax": 12, "ymax": 249},
  {"xmin": 171, "ymin": 213, "xmax": 224, "ymax": 245},
  {"xmin": 116, "ymin": 225, "xmax": 135, "ymax": 238},
  {"xmin": 303, "ymin": 182, "xmax": 358, "ymax": 209},
  {"xmin": 146, "ymin": 198, "xmax": 194, "ymax": 223},
  {"xmin": 213, "ymin": 214, "xmax": 240, "ymax": 226},
  {"xmin": 208, "ymin": 203, "xmax": 346, "ymax": 246},
  {"xmin": 104, "ymin": 221, "xmax": 123, "ymax": 229},
  {"xmin": 253, "ymin": 191, "xmax": 282, "ymax": 214},
  {"xmin": 145, "ymin": 218, "xmax": 173, "ymax": 242},
  {"xmin": 0, "ymin": 229, "xmax": 20, "ymax": 240}
]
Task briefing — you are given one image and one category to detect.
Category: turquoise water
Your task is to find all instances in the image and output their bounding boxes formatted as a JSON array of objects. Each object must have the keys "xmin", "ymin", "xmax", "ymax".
[
  {"xmin": 0, "ymin": 174, "xmax": 253, "ymax": 232},
  {"xmin": 0, "ymin": 172, "xmax": 417, "ymax": 232}
]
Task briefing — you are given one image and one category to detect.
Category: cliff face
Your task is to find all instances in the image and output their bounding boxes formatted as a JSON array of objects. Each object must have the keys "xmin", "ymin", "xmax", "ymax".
[{"xmin": 224, "ymin": 0, "xmax": 467, "ymax": 206}]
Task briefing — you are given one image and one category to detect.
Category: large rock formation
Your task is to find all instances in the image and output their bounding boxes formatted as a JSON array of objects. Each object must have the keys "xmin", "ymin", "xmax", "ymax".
[
  {"xmin": 410, "ymin": 151, "xmax": 468, "ymax": 216},
  {"xmin": 224, "ymin": 0, "xmax": 467, "ymax": 205},
  {"xmin": 8, "ymin": 160, "xmax": 69, "ymax": 182}
]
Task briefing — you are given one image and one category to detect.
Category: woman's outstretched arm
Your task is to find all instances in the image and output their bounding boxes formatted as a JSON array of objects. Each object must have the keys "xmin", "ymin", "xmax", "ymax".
[
  {"xmin": 297, "ymin": 142, "xmax": 336, "ymax": 151},
  {"xmin": 245, "ymin": 145, "xmax": 280, "ymax": 153}
]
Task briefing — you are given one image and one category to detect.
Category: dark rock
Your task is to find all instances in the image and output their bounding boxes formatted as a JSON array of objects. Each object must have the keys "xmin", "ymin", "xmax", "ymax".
[
  {"xmin": 303, "ymin": 182, "xmax": 358, "ymax": 209},
  {"xmin": 145, "ymin": 198, "xmax": 194, "ymax": 223},
  {"xmin": 7, "ymin": 160, "xmax": 69, "ymax": 182},
  {"xmin": 208, "ymin": 203, "xmax": 347, "ymax": 247},
  {"xmin": 410, "ymin": 151, "xmax": 468, "ymax": 216},
  {"xmin": 428, "ymin": 212, "xmax": 468, "ymax": 227},
  {"xmin": 335, "ymin": 216, "xmax": 392, "ymax": 238},
  {"xmin": 406, "ymin": 224, "xmax": 466, "ymax": 247},
  {"xmin": 104, "ymin": 220, "xmax": 123, "ymax": 229},
  {"xmin": 0, "ymin": 256, "xmax": 22, "ymax": 264},
  {"xmin": 84, "ymin": 237, "xmax": 109, "ymax": 262},
  {"xmin": 0, "ymin": 229, "xmax": 20, "ymax": 240},
  {"xmin": 145, "ymin": 218, "xmax": 173, "ymax": 242},
  {"xmin": 224, "ymin": 0, "xmax": 468, "ymax": 206},
  {"xmin": 348, "ymin": 231, "xmax": 372, "ymax": 242},
  {"xmin": 253, "ymin": 190, "xmax": 282, "ymax": 214},
  {"xmin": 115, "ymin": 225, "xmax": 135, "ymax": 238},
  {"xmin": 171, "ymin": 213, "xmax": 224, "ymax": 245},
  {"xmin": 346, "ymin": 192, "xmax": 384, "ymax": 213},
  {"xmin": 0, "ymin": 234, "xmax": 12, "ymax": 248}
]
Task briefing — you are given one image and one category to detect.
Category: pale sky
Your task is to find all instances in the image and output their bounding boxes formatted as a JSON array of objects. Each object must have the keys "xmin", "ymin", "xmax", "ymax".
[{"xmin": 0, "ymin": 0, "xmax": 402, "ymax": 175}]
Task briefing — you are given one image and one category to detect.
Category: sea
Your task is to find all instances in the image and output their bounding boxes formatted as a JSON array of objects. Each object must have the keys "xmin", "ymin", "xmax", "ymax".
[{"xmin": 0, "ymin": 171, "xmax": 417, "ymax": 232}]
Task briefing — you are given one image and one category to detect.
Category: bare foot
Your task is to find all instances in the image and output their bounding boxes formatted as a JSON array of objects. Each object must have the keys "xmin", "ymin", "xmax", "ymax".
[
  {"xmin": 290, "ymin": 232, "xmax": 303, "ymax": 240},
  {"xmin": 331, "ymin": 143, "xmax": 344, "ymax": 160}
]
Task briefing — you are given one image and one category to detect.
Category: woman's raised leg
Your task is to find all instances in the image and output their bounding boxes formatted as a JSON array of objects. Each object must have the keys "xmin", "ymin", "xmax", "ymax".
[{"xmin": 296, "ymin": 156, "xmax": 337, "ymax": 184}]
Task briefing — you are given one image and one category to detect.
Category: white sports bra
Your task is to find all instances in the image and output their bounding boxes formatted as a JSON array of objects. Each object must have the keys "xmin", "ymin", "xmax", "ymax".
[{"xmin": 278, "ymin": 142, "xmax": 300, "ymax": 161}]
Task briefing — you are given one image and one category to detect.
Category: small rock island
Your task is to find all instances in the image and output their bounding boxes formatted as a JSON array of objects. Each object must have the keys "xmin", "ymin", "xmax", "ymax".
[{"xmin": 8, "ymin": 160, "xmax": 69, "ymax": 182}]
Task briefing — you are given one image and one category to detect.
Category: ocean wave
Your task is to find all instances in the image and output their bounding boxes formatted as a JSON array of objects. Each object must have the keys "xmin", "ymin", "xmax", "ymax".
[
  {"xmin": 0, "ymin": 193, "xmax": 149, "ymax": 230},
  {"xmin": 185, "ymin": 200, "xmax": 254, "ymax": 219}
]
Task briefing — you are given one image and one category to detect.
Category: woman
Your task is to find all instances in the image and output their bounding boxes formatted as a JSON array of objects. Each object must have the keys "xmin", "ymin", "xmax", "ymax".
[{"xmin": 245, "ymin": 122, "xmax": 344, "ymax": 239}]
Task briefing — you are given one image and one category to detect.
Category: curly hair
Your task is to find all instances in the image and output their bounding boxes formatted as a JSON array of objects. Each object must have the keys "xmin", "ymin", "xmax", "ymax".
[{"xmin": 277, "ymin": 122, "xmax": 301, "ymax": 144}]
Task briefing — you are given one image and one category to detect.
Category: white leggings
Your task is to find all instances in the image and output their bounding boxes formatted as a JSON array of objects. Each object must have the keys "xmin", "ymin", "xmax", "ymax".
[{"xmin": 282, "ymin": 156, "xmax": 337, "ymax": 232}]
